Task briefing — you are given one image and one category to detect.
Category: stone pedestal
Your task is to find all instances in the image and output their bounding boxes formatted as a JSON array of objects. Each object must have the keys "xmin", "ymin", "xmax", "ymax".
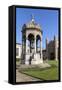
[
  {"xmin": 25, "ymin": 54, "xmax": 30, "ymax": 65},
  {"xmin": 31, "ymin": 53, "xmax": 43, "ymax": 64}
]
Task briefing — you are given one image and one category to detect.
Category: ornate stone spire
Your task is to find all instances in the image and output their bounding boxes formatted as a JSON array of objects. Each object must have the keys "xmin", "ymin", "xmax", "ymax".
[
  {"xmin": 22, "ymin": 15, "xmax": 41, "ymax": 31},
  {"xmin": 31, "ymin": 14, "xmax": 34, "ymax": 22}
]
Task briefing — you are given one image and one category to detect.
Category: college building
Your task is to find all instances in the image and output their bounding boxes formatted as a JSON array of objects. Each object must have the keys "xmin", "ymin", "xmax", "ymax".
[{"xmin": 42, "ymin": 36, "xmax": 59, "ymax": 61}]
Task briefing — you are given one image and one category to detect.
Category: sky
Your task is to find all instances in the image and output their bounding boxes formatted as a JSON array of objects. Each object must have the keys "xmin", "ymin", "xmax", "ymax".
[{"xmin": 16, "ymin": 7, "xmax": 59, "ymax": 49}]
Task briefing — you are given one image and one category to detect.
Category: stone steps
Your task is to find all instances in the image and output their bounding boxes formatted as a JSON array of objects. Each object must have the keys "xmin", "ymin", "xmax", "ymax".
[{"xmin": 18, "ymin": 62, "xmax": 51, "ymax": 70}]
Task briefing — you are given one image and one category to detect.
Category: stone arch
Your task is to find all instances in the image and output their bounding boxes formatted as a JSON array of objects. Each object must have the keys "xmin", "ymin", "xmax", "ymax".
[
  {"xmin": 36, "ymin": 34, "xmax": 41, "ymax": 53},
  {"xmin": 28, "ymin": 33, "xmax": 34, "ymax": 53},
  {"xmin": 28, "ymin": 33, "xmax": 34, "ymax": 41},
  {"xmin": 36, "ymin": 34, "xmax": 41, "ymax": 40}
]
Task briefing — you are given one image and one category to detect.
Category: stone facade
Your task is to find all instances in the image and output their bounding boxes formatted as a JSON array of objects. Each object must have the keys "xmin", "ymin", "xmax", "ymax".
[
  {"xmin": 16, "ymin": 43, "xmax": 22, "ymax": 59},
  {"xmin": 42, "ymin": 49, "xmax": 47, "ymax": 60},
  {"xmin": 42, "ymin": 36, "xmax": 59, "ymax": 61}
]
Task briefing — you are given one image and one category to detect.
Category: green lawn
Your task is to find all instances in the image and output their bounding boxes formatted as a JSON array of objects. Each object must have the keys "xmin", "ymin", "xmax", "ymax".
[
  {"xmin": 19, "ymin": 60, "xmax": 59, "ymax": 80},
  {"xmin": 47, "ymin": 60, "xmax": 58, "ymax": 66}
]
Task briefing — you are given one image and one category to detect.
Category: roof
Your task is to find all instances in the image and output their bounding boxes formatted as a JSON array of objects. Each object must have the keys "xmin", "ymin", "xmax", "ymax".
[{"xmin": 22, "ymin": 15, "xmax": 42, "ymax": 32}]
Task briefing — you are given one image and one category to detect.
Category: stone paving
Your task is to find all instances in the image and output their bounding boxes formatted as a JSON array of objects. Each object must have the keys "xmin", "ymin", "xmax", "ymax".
[{"xmin": 16, "ymin": 69, "xmax": 41, "ymax": 82}]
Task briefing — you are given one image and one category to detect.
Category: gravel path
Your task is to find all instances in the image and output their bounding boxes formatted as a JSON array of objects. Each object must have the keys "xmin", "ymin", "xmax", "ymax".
[{"xmin": 16, "ymin": 69, "xmax": 41, "ymax": 82}]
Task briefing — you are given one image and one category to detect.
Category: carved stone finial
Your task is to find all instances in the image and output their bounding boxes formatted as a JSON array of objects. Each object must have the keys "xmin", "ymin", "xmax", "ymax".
[{"xmin": 31, "ymin": 14, "xmax": 34, "ymax": 22}]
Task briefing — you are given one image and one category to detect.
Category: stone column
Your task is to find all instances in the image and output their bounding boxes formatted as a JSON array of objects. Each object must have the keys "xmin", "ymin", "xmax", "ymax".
[
  {"xmin": 21, "ymin": 33, "xmax": 23, "ymax": 64},
  {"xmin": 40, "ymin": 38, "xmax": 42, "ymax": 59},
  {"xmin": 22, "ymin": 39, "xmax": 23, "ymax": 54},
  {"xmin": 34, "ymin": 35, "xmax": 36, "ymax": 53},
  {"xmin": 46, "ymin": 38, "xmax": 48, "ymax": 60},
  {"xmin": 55, "ymin": 38, "xmax": 58, "ymax": 61},
  {"xmin": 23, "ymin": 40, "xmax": 24, "ymax": 54},
  {"xmin": 26, "ymin": 37, "xmax": 28, "ymax": 54},
  {"xmin": 22, "ymin": 39, "xmax": 25, "ymax": 64},
  {"xmin": 25, "ymin": 36, "xmax": 30, "ymax": 64},
  {"xmin": 31, "ymin": 35, "xmax": 36, "ymax": 64}
]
